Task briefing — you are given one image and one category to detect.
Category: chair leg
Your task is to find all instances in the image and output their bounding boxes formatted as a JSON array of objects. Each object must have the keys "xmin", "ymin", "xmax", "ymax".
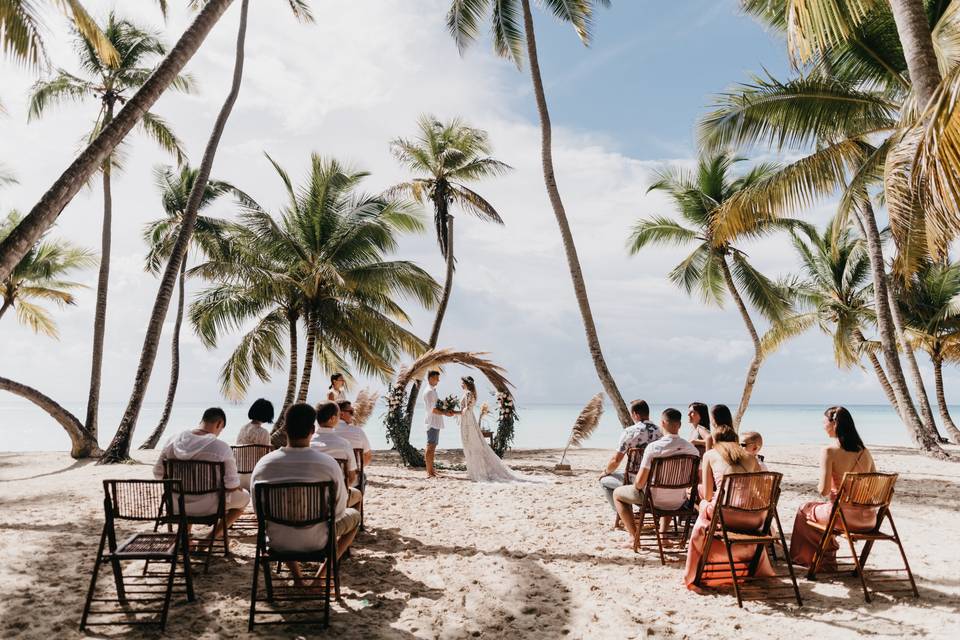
[
  {"xmin": 694, "ymin": 514, "xmax": 718, "ymax": 589},
  {"xmin": 109, "ymin": 555, "xmax": 126, "ymax": 604},
  {"xmin": 79, "ymin": 531, "xmax": 107, "ymax": 631},
  {"xmin": 248, "ymin": 547, "xmax": 260, "ymax": 631},
  {"xmin": 181, "ymin": 526, "xmax": 195, "ymax": 602},
  {"xmin": 158, "ymin": 554, "xmax": 177, "ymax": 631},
  {"xmin": 202, "ymin": 525, "xmax": 216, "ymax": 574},
  {"xmin": 324, "ymin": 554, "xmax": 332, "ymax": 628},
  {"xmin": 632, "ymin": 503, "xmax": 647, "ymax": 554},
  {"xmin": 652, "ymin": 513, "xmax": 667, "ymax": 565},
  {"xmin": 222, "ymin": 516, "xmax": 231, "ymax": 558},
  {"xmin": 774, "ymin": 509, "xmax": 802, "ymax": 606},
  {"xmin": 807, "ymin": 508, "xmax": 840, "ymax": 581},
  {"xmin": 263, "ymin": 557, "xmax": 275, "ymax": 603},
  {"xmin": 837, "ymin": 514, "xmax": 871, "ymax": 603},
  {"xmin": 885, "ymin": 513, "xmax": 920, "ymax": 598},
  {"xmin": 717, "ymin": 514, "xmax": 743, "ymax": 608}
]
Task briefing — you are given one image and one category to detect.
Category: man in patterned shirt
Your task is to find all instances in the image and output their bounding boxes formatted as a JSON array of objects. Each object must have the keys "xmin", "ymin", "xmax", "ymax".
[{"xmin": 598, "ymin": 399, "xmax": 660, "ymax": 514}]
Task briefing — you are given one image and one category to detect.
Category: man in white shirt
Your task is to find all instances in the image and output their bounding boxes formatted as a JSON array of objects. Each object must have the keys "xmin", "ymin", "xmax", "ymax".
[
  {"xmin": 598, "ymin": 399, "xmax": 662, "ymax": 513},
  {"xmin": 423, "ymin": 370, "xmax": 452, "ymax": 478},
  {"xmin": 613, "ymin": 408, "xmax": 699, "ymax": 543},
  {"xmin": 335, "ymin": 400, "xmax": 372, "ymax": 491},
  {"xmin": 250, "ymin": 403, "xmax": 360, "ymax": 584},
  {"xmin": 310, "ymin": 402, "xmax": 361, "ymax": 507},
  {"xmin": 153, "ymin": 407, "xmax": 250, "ymax": 536}
]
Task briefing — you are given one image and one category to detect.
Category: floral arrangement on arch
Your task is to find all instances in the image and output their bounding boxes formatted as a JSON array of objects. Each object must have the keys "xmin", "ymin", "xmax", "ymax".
[{"xmin": 492, "ymin": 391, "xmax": 518, "ymax": 457}]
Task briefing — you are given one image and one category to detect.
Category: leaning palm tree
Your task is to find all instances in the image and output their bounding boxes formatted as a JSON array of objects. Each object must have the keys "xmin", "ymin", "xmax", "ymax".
[
  {"xmin": 894, "ymin": 260, "xmax": 960, "ymax": 444},
  {"xmin": 447, "ymin": 0, "xmax": 633, "ymax": 426},
  {"xmin": 0, "ymin": 210, "xmax": 95, "ymax": 336},
  {"xmin": 761, "ymin": 217, "xmax": 901, "ymax": 407},
  {"xmin": 389, "ymin": 114, "xmax": 510, "ymax": 419},
  {"xmin": 100, "ymin": 0, "xmax": 313, "ymax": 464},
  {"xmin": 28, "ymin": 12, "xmax": 190, "ymax": 439},
  {"xmin": 628, "ymin": 153, "xmax": 797, "ymax": 428},
  {"xmin": 190, "ymin": 153, "xmax": 439, "ymax": 445},
  {"xmin": 138, "ymin": 165, "xmax": 245, "ymax": 450},
  {"xmin": 0, "ymin": 0, "xmax": 235, "ymax": 284},
  {"xmin": 0, "ymin": 211, "xmax": 99, "ymax": 458},
  {"xmin": 700, "ymin": 0, "xmax": 954, "ymax": 455}
]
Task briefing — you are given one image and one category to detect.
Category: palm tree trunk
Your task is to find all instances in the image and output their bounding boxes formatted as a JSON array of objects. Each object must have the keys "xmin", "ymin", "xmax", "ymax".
[
  {"xmin": 0, "ymin": 0, "xmax": 235, "ymax": 283},
  {"xmin": 270, "ymin": 309, "xmax": 299, "ymax": 446},
  {"xmin": 0, "ymin": 375, "xmax": 100, "ymax": 458},
  {"xmin": 932, "ymin": 354, "xmax": 960, "ymax": 444},
  {"xmin": 718, "ymin": 256, "xmax": 762, "ymax": 430},
  {"xmin": 0, "ymin": 297, "xmax": 11, "ymax": 320},
  {"xmin": 855, "ymin": 203, "xmax": 946, "ymax": 457},
  {"xmin": 519, "ymin": 0, "xmax": 631, "ymax": 427},
  {"xmin": 139, "ymin": 252, "xmax": 187, "ymax": 450},
  {"xmin": 887, "ymin": 284, "xmax": 946, "ymax": 442},
  {"xmin": 297, "ymin": 313, "xmax": 317, "ymax": 403},
  {"xmin": 84, "ymin": 101, "xmax": 115, "ymax": 440},
  {"xmin": 853, "ymin": 329, "xmax": 901, "ymax": 413},
  {"xmin": 888, "ymin": 0, "xmax": 942, "ymax": 107},
  {"xmin": 405, "ymin": 213, "xmax": 454, "ymax": 420},
  {"xmin": 99, "ymin": 0, "xmax": 249, "ymax": 464}
]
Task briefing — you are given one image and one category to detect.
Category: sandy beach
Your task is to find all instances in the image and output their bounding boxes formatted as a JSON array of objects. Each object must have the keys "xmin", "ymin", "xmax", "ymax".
[{"xmin": 1, "ymin": 444, "xmax": 959, "ymax": 639}]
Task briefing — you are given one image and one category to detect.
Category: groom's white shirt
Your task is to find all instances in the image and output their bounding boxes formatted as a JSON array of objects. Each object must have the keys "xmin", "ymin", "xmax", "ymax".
[{"xmin": 424, "ymin": 385, "xmax": 443, "ymax": 430}]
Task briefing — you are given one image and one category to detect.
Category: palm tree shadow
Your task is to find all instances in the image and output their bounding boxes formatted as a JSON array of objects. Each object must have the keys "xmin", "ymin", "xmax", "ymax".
[{"xmin": 0, "ymin": 458, "xmax": 95, "ymax": 482}]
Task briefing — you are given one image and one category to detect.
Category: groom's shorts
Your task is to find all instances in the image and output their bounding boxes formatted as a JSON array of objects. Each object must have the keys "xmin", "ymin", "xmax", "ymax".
[{"xmin": 426, "ymin": 428, "xmax": 440, "ymax": 446}]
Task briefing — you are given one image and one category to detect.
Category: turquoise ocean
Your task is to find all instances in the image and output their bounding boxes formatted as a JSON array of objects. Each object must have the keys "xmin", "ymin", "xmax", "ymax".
[{"xmin": 0, "ymin": 400, "xmax": 934, "ymax": 453}]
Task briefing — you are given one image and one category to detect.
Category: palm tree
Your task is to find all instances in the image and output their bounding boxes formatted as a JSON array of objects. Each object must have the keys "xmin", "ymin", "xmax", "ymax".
[
  {"xmin": 138, "ymin": 165, "xmax": 245, "ymax": 450},
  {"xmin": 627, "ymin": 153, "xmax": 796, "ymax": 428},
  {"xmin": 389, "ymin": 114, "xmax": 510, "ymax": 419},
  {"xmin": 700, "ymin": 0, "xmax": 952, "ymax": 455},
  {"xmin": 761, "ymin": 217, "xmax": 901, "ymax": 407},
  {"xmin": 28, "ymin": 12, "xmax": 189, "ymax": 439},
  {"xmin": 99, "ymin": 0, "xmax": 313, "ymax": 464},
  {"xmin": 0, "ymin": 0, "xmax": 236, "ymax": 284},
  {"xmin": 0, "ymin": 211, "xmax": 99, "ymax": 458},
  {"xmin": 190, "ymin": 153, "xmax": 440, "ymax": 444},
  {"xmin": 0, "ymin": 0, "xmax": 121, "ymax": 69},
  {"xmin": 0, "ymin": 211, "xmax": 95, "ymax": 336},
  {"xmin": 447, "ymin": 0, "xmax": 632, "ymax": 426},
  {"xmin": 894, "ymin": 260, "xmax": 960, "ymax": 444}
]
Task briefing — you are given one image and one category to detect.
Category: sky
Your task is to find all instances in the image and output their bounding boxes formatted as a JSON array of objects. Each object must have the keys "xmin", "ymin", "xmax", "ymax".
[{"xmin": 2, "ymin": 0, "xmax": 949, "ymax": 439}]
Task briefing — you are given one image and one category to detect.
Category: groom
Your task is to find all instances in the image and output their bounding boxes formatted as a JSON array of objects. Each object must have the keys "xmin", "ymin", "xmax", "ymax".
[{"xmin": 423, "ymin": 370, "xmax": 453, "ymax": 478}]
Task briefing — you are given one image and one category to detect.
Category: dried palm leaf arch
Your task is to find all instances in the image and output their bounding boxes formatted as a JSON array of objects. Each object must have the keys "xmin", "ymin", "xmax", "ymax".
[{"xmin": 384, "ymin": 348, "xmax": 517, "ymax": 467}]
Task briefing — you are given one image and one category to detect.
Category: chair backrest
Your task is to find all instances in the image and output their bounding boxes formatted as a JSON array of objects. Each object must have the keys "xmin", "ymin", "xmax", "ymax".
[
  {"xmin": 254, "ymin": 481, "xmax": 336, "ymax": 527},
  {"xmin": 335, "ymin": 458, "xmax": 350, "ymax": 490},
  {"xmin": 648, "ymin": 454, "xmax": 700, "ymax": 490},
  {"xmin": 694, "ymin": 442, "xmax": 707, "ymax": 457},
  {"xmin": 232, "ymin": 444, "xmax": 271, "ymax": 474},
  {"xmin": 103, "ymin": 479, "xmax": 182, "ymax": 521},
  {"xmin": 353, "ymin": 448, "xmax": 364, "ymax": 473},
  {"xmin": 163, "ymin": 459, "xmax": 225, "ymax": 496},
  {"xmin": 839, "ymin": 472, "xmax": 897, "ymax": 508},
  {"xmin": 623, "ymin": 446, "xmax": 646, "ymax": 485},
  {"xmin": 716, "ymin": 471, "xmax": 782, "ymax": 513}
]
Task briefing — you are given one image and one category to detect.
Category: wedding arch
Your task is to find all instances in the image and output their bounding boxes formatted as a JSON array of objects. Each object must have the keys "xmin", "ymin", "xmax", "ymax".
[{"xmin": 384, "ymin": 348, "xmax": 517, "ymax": 467}]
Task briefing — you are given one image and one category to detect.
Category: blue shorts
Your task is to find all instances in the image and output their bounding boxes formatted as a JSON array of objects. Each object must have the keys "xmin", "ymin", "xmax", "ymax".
[{"xmin": 426, "ymin": 428, "xmax": 440, "ymax": 446}]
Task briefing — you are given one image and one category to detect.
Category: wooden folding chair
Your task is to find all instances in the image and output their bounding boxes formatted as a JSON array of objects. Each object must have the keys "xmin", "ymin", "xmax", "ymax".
[
  {"xmin": 162, "ymin": 459, "xmax": 228, "ymax": 573},
  {"xmin": 612, "ymin": 446, "xmax": 646, "ymax": 530},
  {"xmin": 353, "ymin": 447, "xmax": 366, "ymax": 530},
  {"xmin": 694, "ymin": 471, "xmax": 802, "ymax": 607},
  {"xmin": 807, "ymin": 472, "xmax": 918, "ymax": 602},
  {"xmin": 80, "ymin": 480, "xmax": 194, "ymax": 632},
  {"xmin": 230, "ymin": 445, "xmax": 271, "ymax": 534},
  {"xmin": 633, "ymin": 454, "xmax": 700, "ymax": 564},
  {"xmin": 248, "ymin": 481, "xmax": 339, "ymax": 630}
]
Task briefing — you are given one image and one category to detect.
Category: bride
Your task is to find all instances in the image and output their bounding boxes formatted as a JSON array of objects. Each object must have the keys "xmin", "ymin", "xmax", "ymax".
[{"xmin": 455, "ymin": 376, "xmax": 533, "ymax": 483}]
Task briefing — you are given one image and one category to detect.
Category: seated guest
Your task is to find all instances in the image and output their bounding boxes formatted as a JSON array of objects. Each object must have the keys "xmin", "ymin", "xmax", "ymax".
[
  {"xmin": 153, "ymin": 407, "xmax": 250, "ymax": 536},
  {"xmin": 740, "ymin": 431, "xmax": 768, "ymax": 471},
  {"xmin": 613, "ymin": 408, "xmax": 699, "ymax": 544},
  {"xmin": 236, "ymin": 398, "xmax": 274, "ymax": 446},
  {"xmin": 335, "ymin": 401, "xmax": 372, "ymax": 491},
  {"xmin": 683, "ymin": 421, "xmax": 774, "ymax": 590},
  {"xmin": 599, "ymin": 399, "xmax": 661, "ymax": 514},
  {"xmin": 311, "ymin": 402, "xmax": 361, "ymax": 507},
  {"xmin": 687, "ymin": 402, "xmax": 712, "ymax": 448},
  {"xmin": 790, "ymin": 406, "xmax": 876, "ymax": 568},
  {"xmin": 250, "ymin": 403, "xmax": 360, "ymax": 584}
]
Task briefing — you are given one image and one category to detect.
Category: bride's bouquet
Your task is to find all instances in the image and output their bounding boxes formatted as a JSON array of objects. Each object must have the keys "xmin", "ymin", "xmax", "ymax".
[{"xmin": 434, "ymin": 395, "xmax": 460, "ymax": 413}]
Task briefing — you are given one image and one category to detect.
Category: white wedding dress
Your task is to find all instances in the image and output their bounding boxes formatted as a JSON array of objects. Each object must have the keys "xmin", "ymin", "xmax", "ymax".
[{"xmin": 458, "ymin": 391, "xmax": 532, "ymax": 483}]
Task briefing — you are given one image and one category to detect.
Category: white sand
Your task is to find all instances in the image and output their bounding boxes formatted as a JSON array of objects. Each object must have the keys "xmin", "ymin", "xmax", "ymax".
[{"xmin": 1, "ymin": 444, "xmax": 959, "ymax": 639}]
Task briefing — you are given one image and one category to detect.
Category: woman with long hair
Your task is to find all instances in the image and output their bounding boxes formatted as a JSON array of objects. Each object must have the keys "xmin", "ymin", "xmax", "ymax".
[
  {"xmin": 687, "ymin": 402, "xmax": 711, "ymax": 443},
  {"xmin": 683, "ymin": 422, "xmax": 774, "ymax": 590},
  {"xmin": 327, "ymin": 373, "xmax": 348, "ymax": 403},
  {"xmin": 789, "ymin": 406, "xmax": 876, "ymax": 567}
]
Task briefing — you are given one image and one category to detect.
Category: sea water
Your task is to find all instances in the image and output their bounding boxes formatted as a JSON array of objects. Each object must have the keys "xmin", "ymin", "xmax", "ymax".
[{"xmin": 0, "ymin": 399, "xmax": 929, "ymax": 453}]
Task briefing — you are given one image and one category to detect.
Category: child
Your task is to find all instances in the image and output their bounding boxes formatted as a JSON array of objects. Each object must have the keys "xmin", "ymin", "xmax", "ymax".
[{"xmin": 740, "ymin": 431, "xmax": 769, "ymax": 471}]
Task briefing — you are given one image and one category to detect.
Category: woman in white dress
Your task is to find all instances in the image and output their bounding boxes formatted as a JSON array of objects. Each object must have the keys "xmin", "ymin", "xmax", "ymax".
[
  {"xmin": 455, "ymin": 376, "xmax": 532, "ymax": 483},
  {"xmin": 327, "ymin": 373, "xmax": 348, "ymax": 403}
]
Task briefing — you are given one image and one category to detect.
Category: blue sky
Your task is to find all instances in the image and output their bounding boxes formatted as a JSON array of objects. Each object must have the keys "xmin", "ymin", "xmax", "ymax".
[{"xmin": 1, "ymin": 0, "xmax": 943, "ymax": 448}]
